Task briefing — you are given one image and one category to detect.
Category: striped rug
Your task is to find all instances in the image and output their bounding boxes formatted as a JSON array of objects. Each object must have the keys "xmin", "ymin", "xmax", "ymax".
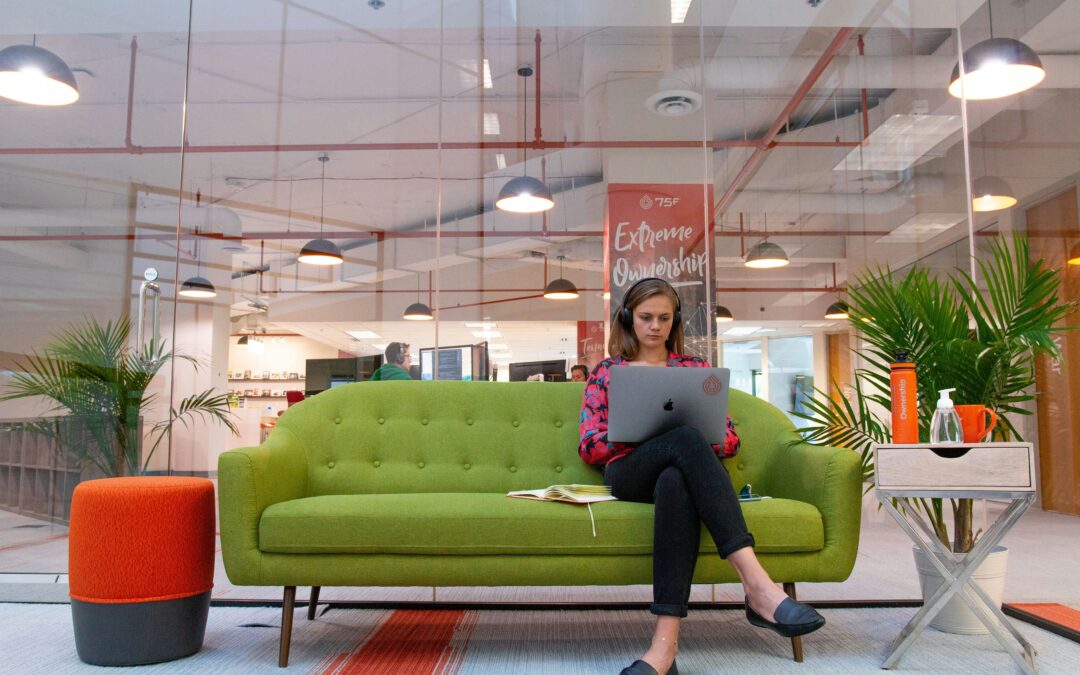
[{"xmin": 2, "ymin": 603, "xmax": 1079, "ymax": 673}]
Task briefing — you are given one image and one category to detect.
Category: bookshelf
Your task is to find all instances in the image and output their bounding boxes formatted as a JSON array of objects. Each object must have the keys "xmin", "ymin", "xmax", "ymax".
[{"xmin": 0, "ymin": 417, "xmax": 107, "ymax": 525}]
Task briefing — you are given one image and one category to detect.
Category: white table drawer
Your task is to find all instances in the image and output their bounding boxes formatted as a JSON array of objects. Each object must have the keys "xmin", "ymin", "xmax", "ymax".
[{"xmin": 874, "ymin": 443, "xmax": 1035, "ymax": 491}]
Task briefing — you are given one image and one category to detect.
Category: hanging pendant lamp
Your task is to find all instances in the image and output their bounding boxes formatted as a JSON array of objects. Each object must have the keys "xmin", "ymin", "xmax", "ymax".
[
  {"xmin": 497, "ymin": 175, "xmax": 554, "ymax": 213},
  {"xmin": 745, "ymin": 241, "xmax": 789, "ymax": 269},
  {"xmin": 824, "ymin": 301, "xmax": 849, "ymax": 320},
  {"xmin": 403, "ymin": 273, "xmax": 434, "ymax": 320},
  {"xmin": 179, "ymin": 275, "xmax": 216, "ymax": 298},
  {"xmin": 543, "ymin": 255, "xmax": 579, "ymax": 300},
  {"xmin": 496, "ymin": 65, "xmax": 554, "ymax": 214},
  {"xmin": 744, "ymin": 213, "xmax": 789, "ymax": 268},
  {"xmin": 403, "ymin": 302, "xmax": 434, "ymax": 320},
  {"xmin": 971, "ymin": 175, "xmax": 1017, "ymax": 212},
  {"xmin": 179, "ymin": 224, "xmax": 217, "ymax": 298},
  {"xmin": 299, "ymin": 154, "xmax": 343, "ymax": 265},
  {"xmin": 714, "ymin": 305, "xmax": 734, "ymax": 322},
  {"xmin": 237, "ymin": 335, "xmax": 249, "ymax": 346},
  {"xmin": 0, "ymin": 43, "xmax": 79, "ymax": 105},
  {"xmin": 948, "ymin": 2, "xmax": 1044, "ymax": 100}
]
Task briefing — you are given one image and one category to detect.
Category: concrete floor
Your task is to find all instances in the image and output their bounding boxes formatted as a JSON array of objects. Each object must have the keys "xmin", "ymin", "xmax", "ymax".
[{"xmin": 2, "ymin": 494, "xmax": 1079, "ymax": 607}]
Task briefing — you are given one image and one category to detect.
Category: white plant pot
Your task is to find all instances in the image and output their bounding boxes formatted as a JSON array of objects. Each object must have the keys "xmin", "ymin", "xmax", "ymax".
[{"xmin": 912, "ymin": 545, "xmax": 1009, "ymax": 635}]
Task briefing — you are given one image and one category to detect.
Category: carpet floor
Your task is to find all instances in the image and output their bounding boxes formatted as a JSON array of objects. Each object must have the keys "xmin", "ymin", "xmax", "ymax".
[{"xmin": 2, "ymin": 603, "xmax": 1078, "ymax": 674}]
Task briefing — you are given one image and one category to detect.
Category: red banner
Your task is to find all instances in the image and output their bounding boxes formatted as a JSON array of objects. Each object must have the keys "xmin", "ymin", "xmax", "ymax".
[
  {"xmin": 576, "ymin": 320, "xmax": 606, "ymax": 371},
  {"xmin": 606, "ymin": 183, "xmax": 715, "ymax": 358}
]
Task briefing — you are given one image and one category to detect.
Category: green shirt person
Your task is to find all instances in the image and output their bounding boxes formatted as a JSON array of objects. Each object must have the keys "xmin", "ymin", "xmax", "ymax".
[{"xmin": 370, "ymin": 342, "xmax": 413, "ymax": 381}]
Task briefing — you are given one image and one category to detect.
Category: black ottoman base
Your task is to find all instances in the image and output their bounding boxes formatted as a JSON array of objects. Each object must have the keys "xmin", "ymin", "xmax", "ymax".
[{"xmin": 71, "ymin": 590, "xmax": 211, "ymax": 666}]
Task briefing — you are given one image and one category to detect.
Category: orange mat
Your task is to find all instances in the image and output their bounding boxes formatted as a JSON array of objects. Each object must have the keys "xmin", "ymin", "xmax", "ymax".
[
  {"xmin": 1008, "ymin": 603, "xmax": 1080, "ymax": 633},
  {"xmin": 317, "ymin": 609, "xmax": 477, "ymax": 675}
]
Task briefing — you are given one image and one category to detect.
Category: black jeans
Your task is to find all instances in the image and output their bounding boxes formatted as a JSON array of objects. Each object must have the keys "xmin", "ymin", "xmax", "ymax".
[{"xmin": 603, "ymin": 425, "xmax": 755, "ymax": 618}]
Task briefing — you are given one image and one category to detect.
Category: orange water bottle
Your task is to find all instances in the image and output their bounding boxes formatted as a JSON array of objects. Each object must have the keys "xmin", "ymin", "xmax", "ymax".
[{"xmin": 890, "ymin": 352, "xmax": 919, "ymax": 444}]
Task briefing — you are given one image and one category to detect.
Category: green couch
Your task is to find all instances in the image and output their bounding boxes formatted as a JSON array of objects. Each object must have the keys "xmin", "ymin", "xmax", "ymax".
[{"xmin": 218, "ymin": 381, "xmax": 862, "ymax": 667}]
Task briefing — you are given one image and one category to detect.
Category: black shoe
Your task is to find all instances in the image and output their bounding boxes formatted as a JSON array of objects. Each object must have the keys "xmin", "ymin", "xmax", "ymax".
[
  {"xmin": 619, "ymin": 660, "xmax": 658, "ymax": 675},
  {"xmin": 619, "ymin": 659, "xmax": 677, "ymax": 675},
  {"xmin": 746, "ymin": 597, "xmax": 826, "ymax": 638}
]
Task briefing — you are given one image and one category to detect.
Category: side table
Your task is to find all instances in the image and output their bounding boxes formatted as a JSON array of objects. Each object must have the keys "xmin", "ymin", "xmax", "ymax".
[{"xmin": 872, "ymin": 442, "xmax": 1037, "ymax": 674}]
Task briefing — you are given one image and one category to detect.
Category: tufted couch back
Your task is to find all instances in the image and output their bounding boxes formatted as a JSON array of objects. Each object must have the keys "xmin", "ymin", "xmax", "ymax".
[{"xmin": 274, "ymin": 381, "xmax": 797, "ymax": 496}]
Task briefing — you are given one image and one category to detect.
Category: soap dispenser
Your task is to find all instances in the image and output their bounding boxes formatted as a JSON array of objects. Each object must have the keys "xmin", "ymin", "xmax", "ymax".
[{"xmin": 930, "ymin": 388, "xmax": 963, "ymax": 444}]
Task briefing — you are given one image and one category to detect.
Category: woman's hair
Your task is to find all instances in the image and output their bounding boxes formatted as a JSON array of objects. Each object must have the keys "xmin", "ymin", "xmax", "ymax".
[{"xmin": 608, "ymin": 278, "xmax": 684, "ymax": 360}]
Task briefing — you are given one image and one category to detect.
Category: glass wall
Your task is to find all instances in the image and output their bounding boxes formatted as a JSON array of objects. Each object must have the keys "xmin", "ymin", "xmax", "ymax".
[
  {"xmin": 1, "ymin": 2, "xmax": 191, "ymax": 581},
  {"xmin": 767, "ymin": 336, "xmax": 814, "ymax": 424},
  {"xmin": 722, "ymin": 339, "xmax": 763, "ymax": 398},
  {"xmin": 5, "ymin": 0, "xmax": 1079, "ymax": 587}
]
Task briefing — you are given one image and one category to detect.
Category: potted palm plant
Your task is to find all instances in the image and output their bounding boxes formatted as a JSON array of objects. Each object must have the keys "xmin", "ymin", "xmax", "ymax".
[
  {"xmin": 1, "ymin": 316, "xmax": 238, "ymax": 481},
  {"xmin": 796, "ymin": 235, "xmax": 1074, "ymax": 632}
]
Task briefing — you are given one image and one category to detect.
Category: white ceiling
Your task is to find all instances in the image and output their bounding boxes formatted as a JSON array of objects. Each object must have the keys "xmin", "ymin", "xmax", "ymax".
[{"xmin": 2, "ymin": 0, "xmax": 1078, "ymax": 357}]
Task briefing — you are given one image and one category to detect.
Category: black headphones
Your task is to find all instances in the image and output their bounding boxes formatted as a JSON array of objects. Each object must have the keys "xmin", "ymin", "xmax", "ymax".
[{"xmin": 617, "ymin": 277, "xmax": 682, "ymax": 331}]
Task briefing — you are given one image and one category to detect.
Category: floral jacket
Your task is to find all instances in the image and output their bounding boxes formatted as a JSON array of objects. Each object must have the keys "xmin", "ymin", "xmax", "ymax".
[{"xmin": 578, "ymin": 352, "xmax": 741, "ymax": 466}]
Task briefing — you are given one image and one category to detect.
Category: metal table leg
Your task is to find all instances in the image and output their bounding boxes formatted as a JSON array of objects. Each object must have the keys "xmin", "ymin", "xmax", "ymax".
[{"xmin": 878, "ymin": 494, "xmax": 1037, "ymax": 674}]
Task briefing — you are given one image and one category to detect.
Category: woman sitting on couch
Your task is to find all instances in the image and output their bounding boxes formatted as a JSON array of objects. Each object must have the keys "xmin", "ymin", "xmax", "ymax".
[{"xmin": 579, "ymin": 278, "xmax": 825, "ymax": 675}]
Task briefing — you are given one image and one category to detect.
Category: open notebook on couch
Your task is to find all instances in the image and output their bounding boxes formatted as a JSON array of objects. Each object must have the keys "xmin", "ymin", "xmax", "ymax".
[
  {"xmin": 506, "ymin": 485, "xmax": 616, "ymax": 538},
  {"xmin": 506, "ymin": 484, "xmax": 617, "ymax": 504}
]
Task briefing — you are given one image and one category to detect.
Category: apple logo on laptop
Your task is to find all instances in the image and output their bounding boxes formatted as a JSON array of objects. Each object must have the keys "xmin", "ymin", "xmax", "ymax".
[{"xmin": 663, "ymin": 398, "xmax": 674, "ymax": 412}]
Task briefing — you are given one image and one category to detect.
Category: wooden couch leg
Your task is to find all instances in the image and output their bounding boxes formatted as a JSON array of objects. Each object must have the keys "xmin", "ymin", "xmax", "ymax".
[
  {"xmin": 783, "ymin": 582, "xmax": 804, "ymax": 663},
  {"xmin": 307, "ymin": 586, "xmax": 321, "ymax": 620},
  {"xmin": 280, "ymin": 586, "xmax": 296, "ymax": 668}
]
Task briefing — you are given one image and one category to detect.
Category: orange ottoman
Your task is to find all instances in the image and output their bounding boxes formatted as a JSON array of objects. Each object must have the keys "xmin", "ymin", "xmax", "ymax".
[{"xmin": 69, "ymin": 477, "xmax": 215, "ymax": 665}]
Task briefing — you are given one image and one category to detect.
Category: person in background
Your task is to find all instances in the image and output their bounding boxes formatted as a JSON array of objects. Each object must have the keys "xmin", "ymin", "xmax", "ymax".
[
  {"xmin": 570, "ymin": 364, "xmax": 589, "ymax": 382},
  {"xmin": 369, "ymin": 342, "xmax": 413, "ymax": 381},
  {"xmin": 579, "ymin": 278, "xmax": 824, "ymax": 675}
]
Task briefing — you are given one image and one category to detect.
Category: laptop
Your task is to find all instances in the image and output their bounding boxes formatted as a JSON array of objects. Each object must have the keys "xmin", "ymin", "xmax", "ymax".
[{"xmin": 607, "ymin": 366, "xmax": 731, "ymax": 444}]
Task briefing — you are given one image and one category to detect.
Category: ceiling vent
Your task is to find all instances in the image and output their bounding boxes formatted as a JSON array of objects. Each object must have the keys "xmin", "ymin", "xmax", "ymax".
[{"xmin": 646, "ymin": 89, "xmax": 702, "ymax": 117}]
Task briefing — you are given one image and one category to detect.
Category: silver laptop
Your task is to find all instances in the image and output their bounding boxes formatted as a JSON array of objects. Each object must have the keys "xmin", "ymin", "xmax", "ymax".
[{"xmin": 607, "ymin": 367, "xmax": 731, "ymax": 444}]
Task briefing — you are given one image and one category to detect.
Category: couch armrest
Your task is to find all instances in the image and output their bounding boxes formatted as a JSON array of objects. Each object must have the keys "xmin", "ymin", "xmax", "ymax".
[
  {"xmin": 767, "ymin": 442, "xmax": 862, "ymax": 580},
  {"xmin": 218, "ymin": 426, "xmax": 308, "ymax": 585}
]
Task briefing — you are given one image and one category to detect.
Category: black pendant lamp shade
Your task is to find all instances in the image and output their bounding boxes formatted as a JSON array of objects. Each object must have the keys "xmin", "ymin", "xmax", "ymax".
[
  {"xmin": 496, "ymin": 175, "xmax": 555, "ymax": 213},
  {"xmin": 297, "ymin": 237, "xmax": 343, "ymax": 265},
  {"xmin": 496, "ymin": 66, "xmax": 554, "ymax": 214},
  {"xmin": 825, "ymin": 301, "xmax": 850, "ymax": 320},
  {"xmin": 237, "ymin": 335, "xmax": 249, "ymax": 346},
  {"xmin": 744, "ymin": 240, "xmax": 789, "ymax": 269},
  {"xmin": 403, "ymin": 302, "xmax": 434, "ymax": 321},
  {"xmin": 971, "ymin": 175, "xmax": 1017, "ymax": 212},
  {"xmin": 178, "ymin": 275, "xmax": 216, "ymax": 298},
  {"xmin": 949, "ymin": 37, "xmax": 1045, "ymax": 100},
  {"xmin": 714, "ymin": 305, "xmax": 734, "ymax": 322},
  {"xmin": 543, "ymin": 255, "xmax": 579, "ymax": 300},
  {"xmin": 543, "ymin": 277, "xmax": 579, "ymax": 300},
  {"xmin": 300, "ymin": 153, "xmax": 343, "ymax": 265},
  {"xmin": 0, "ymin": 44, "xmax": 79, "ymax": 105}
]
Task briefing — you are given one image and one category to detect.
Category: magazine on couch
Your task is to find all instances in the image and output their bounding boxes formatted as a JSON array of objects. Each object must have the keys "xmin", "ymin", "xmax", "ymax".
[{"xmin": 506, "ymin": 484, "xmax": 617, "ymax": 504}]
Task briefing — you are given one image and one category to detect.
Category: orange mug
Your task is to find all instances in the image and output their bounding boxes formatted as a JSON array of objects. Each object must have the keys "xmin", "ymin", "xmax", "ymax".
[{"xmin": 955, "ymin": 404, "xmax": 998, "ymax": 443}]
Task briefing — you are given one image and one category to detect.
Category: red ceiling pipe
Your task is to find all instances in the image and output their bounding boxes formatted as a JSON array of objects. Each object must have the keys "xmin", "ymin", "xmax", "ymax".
[
  {"xmin": 739, "ymin": 212, "xmax": 745, "ymax": 257},
  {"xmin": 534, "ymin": 30, "xmax": 543, "ymax": 145},
  {"xmin": 255, "ymin": 287, "xmax": 605, "ymax": 294},
  {"xmin": 0, "ymin": 138, "xmax": 860, "ymax": 156},
  {"xmin": 0, "ymin": 228, "xmax": 900, "ymax": 243},
  {"xmin": 2, "ymin": 26, "xmax": 860, "ymax": 157},
  {"xmin": 440, "ymin": 293, "xmax": 547, "ymax": 312},
  {"xmin": 716, "ymin": 286, "xmax": 845, "ymax": 293},
  {"xmin": 713, "ymin": 27, "xmax": 856, "ymax": 217},
  {"xmin": 858, "ymin": 34, "xmax": 870, "ymax": 140}
]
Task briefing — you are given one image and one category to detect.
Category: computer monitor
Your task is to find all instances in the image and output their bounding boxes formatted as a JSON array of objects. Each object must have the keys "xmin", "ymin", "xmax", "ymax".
[
  {"xmin": 508, "ymin": 359, "xmax": 568, "ymax": 382},
  {"xmin": 305, "ymin": 356, "xmax": 382, "ymax": 395},
  {"xmin": 419, "ymin": 344, "xmax": 475, "ymax": 381}
]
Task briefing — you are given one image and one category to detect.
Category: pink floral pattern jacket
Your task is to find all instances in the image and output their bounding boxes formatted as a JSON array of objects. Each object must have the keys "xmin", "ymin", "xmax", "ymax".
[{"xmin": 578, "ymin": 352, "xmax": 740, "ymax": 466}]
